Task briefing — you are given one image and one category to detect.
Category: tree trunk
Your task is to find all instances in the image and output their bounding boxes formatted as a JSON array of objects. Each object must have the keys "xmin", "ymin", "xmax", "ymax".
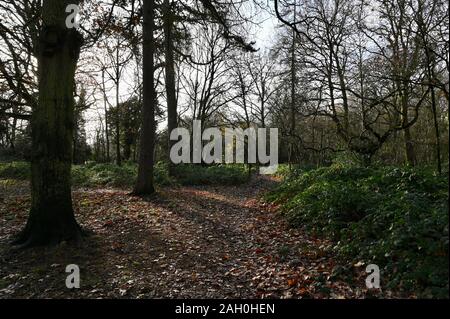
[
  {"xmin": 403, "ymin": 125, "xmax": 416, "ymax": 166},
  {"xmin": 401, "ymin": 92, "xmax": 417, "ymax": 166},
  {"xmin": 133, "ymin": 0, "xmax": 155, "ymax": 195},
  {"xmin": 102, "ymin": 69, "xmax": 110, "ymax": 162},
  {"xmin": 10, "ymin": 103, "xmax": 18, "ymax": 149},
  {"xmin": 115, "ymin": 44, "xmax": 122, "ymax": 166},
  {"xmin": 430, "ymin": 81, "xmax": 442, "ymax": 174},
  {"xmin": 163, "ymin": 0, "xmax": 178, "ymax": 176},
  {"xmin": 288, "ymin": 4, "xmax": 296, "ymax": 171},
  {"xmin": 13, "ymin": 0, "xmax": 83, "ymax": 248},
  {"xmin": 424, "ymin": 45, "xmax": 442, "ymax": 174}
]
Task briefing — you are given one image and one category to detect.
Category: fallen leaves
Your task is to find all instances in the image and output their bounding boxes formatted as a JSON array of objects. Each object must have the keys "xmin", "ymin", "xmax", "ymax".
[
  {"xmin": 287, "ymin": 278, "xmax": 298, "ymax": 287},
  {"xmin": 0, "ymin": 176, "xmax": 394, "ymax": 299}
]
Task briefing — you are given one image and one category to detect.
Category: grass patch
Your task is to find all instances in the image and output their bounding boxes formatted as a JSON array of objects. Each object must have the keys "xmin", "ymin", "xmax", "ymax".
[{"xmin": 266, "ymin": 164, "xmax": 449, "ymax": 298}]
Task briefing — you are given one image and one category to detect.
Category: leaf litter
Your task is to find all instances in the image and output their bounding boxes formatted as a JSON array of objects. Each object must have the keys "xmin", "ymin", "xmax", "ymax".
[{"xmin": 0, "ymin": 177, "xmax": 395, "ymax": 298}]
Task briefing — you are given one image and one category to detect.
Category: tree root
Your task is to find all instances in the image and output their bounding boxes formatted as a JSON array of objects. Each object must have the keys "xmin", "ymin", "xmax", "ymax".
[{"xmin": 11, "ymin": 221, "xmax": 89, "ymax": 250}]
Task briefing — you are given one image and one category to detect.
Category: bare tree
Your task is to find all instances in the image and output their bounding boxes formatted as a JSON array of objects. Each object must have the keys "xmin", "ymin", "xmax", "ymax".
[{"xmin": 101, "ymin": 35, "xmax": 132, "ymax": 166}]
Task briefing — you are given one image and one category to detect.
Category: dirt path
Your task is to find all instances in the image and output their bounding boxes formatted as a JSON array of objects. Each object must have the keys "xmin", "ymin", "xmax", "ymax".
[{"xmin": 0, "ymin": 177, "xmax": 369, "ymax": 298}]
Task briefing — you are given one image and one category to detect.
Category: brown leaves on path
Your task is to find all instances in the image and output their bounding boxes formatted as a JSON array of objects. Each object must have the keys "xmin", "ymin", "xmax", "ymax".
[{"xmin": 0, "ymin": 177, "xmax": 379, "ymax": 299}]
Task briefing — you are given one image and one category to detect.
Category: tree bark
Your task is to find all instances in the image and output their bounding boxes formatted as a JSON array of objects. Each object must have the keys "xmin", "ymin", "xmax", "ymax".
[
  {"xmin": 133, "ymin": 0, "xmax": 155, "ymax": 195},
  {"xmin": 429, "ymin": 72, "xmax": 442, "ymax": 174},
  {"xmin": 422, "ymin": 33, "xmax": 442, "ymax": 173},
  {"xmin": 102, "ymin": 68, "xmax": 110, "ymax": 162},
  {"xmin": 403, "ymin": 126, "xmax": 416, "ymax": 166},
  {"xmin": 115, "ymin": 40, "xmax": 122, "ymax": 166},
  {"xmin": 401, "ymin": 92, "xmax": 417, "ymax": 166},
  {"xmin": 163, "ymin": 0, "xmax": 178, "ymax": 176},
  {"xmin": 10, "ymin": 103, "xmax": 18, "ymax": 149},
  {"xmin": 13, "ymin": 0, "xmax": 83, "ymax": 248},
  {"xmin": 288, "ymin": 4, "xmax": 296, "ymax": 171}
]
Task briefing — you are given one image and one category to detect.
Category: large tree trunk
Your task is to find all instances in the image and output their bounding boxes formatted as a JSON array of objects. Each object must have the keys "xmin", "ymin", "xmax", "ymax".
[
  {"xmin": 13, "ymin": 0, "xmax": 83, "ymax": 248},
  {"xmin": 133, "ymin": 0, "xmax": 155, "ymax": 195},
  {"xmin": 163, "ymin": 0, "xmax": 178, "ymax": 176}
]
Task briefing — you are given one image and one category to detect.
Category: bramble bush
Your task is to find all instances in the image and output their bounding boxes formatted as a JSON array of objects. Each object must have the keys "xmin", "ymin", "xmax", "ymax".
[{"xmin": 267, "ymin": 164, "xmax": 449, "ymax": 298}]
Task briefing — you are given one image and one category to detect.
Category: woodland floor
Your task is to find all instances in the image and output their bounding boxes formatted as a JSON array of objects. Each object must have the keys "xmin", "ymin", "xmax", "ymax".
[{"xmin": 0, "ymin": 176, "xmax": 387, "ymax": 299}]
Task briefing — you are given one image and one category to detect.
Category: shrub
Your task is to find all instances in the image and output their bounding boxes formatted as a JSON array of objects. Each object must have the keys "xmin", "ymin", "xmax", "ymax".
[
  {"xmin": 266, "ymin": 164, "xmax": 449, "ymax": 297},
  {"xmin": 72, "ymin": 162, "xmax": 138, "ymax": 187},
  {"xmin": 173, "ymin": 164, "xmax": 249, "ymax": 185},
  {"xmin": 0, "ymin": 161, "xmax": 30, "ymax": 180},
  {"xmin": 0, "ymin": 161, "xmax": 249, "ymax": 187}
]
